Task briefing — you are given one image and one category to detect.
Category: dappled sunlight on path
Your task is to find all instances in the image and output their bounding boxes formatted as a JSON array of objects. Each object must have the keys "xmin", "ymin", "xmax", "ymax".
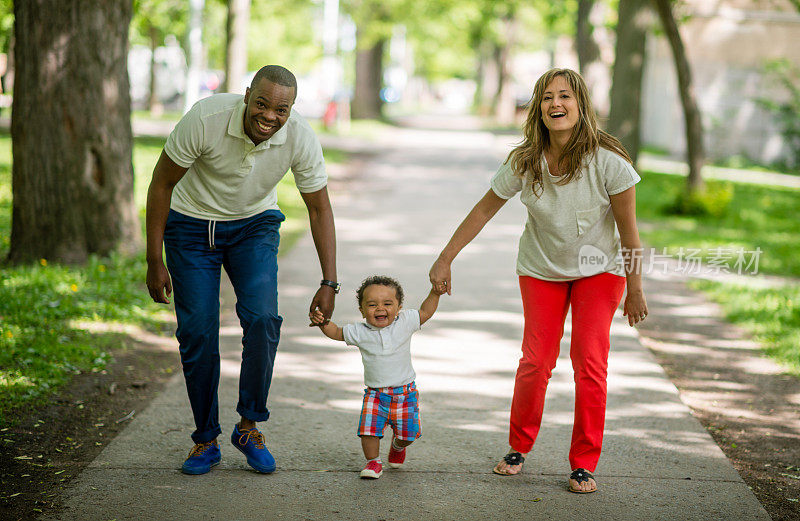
[{"xmin": 44, "ymin": 120, "xmax": 769, "ymax": 521}]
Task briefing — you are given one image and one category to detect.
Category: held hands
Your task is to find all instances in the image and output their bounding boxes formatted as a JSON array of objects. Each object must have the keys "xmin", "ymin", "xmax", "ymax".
[
  {"xmin": 623, "ymin": 289, "xmax": 649, "ymax": 327},
  {"xmin": 431, "ymin": 283, "xmax": 448, "ymax": 296},
  {"xmin": 309, "ymin": 285, "xmax": 335, "ymax": 326},
  {"xmin": 429, "ymin": 257, "xmax": 452, "ymax": 296},
  {"xmin": 309, "ymin": 308, "xmax": 327, "ymax": 327}
]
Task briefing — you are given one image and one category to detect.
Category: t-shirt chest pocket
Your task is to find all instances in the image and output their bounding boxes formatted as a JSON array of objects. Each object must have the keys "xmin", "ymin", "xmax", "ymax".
[{"xmin": 575, "ymin": 205, "xmax": 609, "ymax": 236}]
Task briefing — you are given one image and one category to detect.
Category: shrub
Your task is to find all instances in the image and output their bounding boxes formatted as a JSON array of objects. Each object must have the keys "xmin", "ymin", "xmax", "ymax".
[{"xmin": 667, "ymin": 180, "xmax": 734, "ymax": 218}]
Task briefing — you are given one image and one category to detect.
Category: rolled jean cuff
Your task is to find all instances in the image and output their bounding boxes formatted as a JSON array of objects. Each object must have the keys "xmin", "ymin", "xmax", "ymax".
[
  {"xmin": 237, "ymin": 403, "xmax": 271, "ymax": 423},
  {"xmin": 191, "ymin": 425, "xmax": 222, "ymax": 444}
]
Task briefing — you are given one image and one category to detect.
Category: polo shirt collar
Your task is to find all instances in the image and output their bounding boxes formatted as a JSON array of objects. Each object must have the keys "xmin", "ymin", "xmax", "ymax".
[{"xmin": 227, "ymin": 100, "xmax": 289, "ymax": 148}]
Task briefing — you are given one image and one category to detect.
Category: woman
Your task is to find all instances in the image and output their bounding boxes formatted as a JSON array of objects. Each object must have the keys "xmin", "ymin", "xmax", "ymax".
[{"xmin": 429, "ymin": 68, "xmax": 648, "ymax": 494}]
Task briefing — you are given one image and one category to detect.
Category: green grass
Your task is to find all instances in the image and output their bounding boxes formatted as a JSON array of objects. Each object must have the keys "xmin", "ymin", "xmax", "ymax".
[
  {"xmin": 131, "ymin": 109, "xmax": 183, "ymax": 122},
  {"xmin": 637, "ymin": 171, "xmax": 800, "ymax": 374},
  {"xmin": 640, "ymin": 146, "xmax": 800, "ymax": 176},
  {"xmin": 690, "ymin": 280, "xmax": 800, "ymax": 374},
  {"xmin": 636, "ymin": 171, "xmax": 800, "ymax": 277},
  {"xmin": 0, "ymin": 255, "xmax": 172, "ymax": 423},
  {"xmin": 0, "ymin": 131, "xmax": 346, "ymax": 425}
]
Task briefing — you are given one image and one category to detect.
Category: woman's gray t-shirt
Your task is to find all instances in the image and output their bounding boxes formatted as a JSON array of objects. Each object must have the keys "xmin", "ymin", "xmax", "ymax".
[{"xmin": 490, "ymin": 147, "xmax": 640, "ymax": 281}]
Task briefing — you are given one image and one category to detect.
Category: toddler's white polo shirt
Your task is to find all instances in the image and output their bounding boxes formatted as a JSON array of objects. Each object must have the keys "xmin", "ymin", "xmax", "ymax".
[{"xmin": 343, "ymin": 309, "xmax": 420, "ymax": 388}]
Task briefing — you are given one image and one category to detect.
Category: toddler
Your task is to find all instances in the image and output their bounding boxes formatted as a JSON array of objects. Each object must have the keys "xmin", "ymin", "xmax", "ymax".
[{"xmin": 311, "ymin": 275, "xmax": 443, "ymax": 478}]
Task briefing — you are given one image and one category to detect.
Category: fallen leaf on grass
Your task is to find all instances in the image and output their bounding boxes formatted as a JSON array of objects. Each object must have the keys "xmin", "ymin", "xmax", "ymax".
[{"xmin": 115, "ymin": 410, "xmax": 135, "ymax": 424}]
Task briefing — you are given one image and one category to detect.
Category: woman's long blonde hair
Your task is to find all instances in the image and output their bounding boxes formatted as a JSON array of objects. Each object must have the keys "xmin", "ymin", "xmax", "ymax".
[{"xmin": 506, "ymin": 68, "xmax": 631, "ymax": 195}]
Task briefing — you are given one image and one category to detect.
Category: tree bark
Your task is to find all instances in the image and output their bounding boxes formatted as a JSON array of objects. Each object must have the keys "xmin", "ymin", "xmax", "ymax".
[
  {"xmin": 223, "ymin": 0, "xmax": 250, "ymax": 94},
  {"xmin": 492, "ymin": 14, "xmax": 517, "ymax": 125},
  {"xmin": 147, "ymin": 25, "xmax": 162, "ymax": 113},
  {"xmin": 608, "ymin": 0, "xmax": 650, "ymax": 164},
  {"xmin": 351, "ymin": 30, "xmax": 384, "ymax": 120},
  {"xmin": 473, "ymin": 42, "xmax": 486, "ymax": 112},
  {"xmin": 9, "ymin": 0, "xmax": 139, "ymax": 265},
  {"xmin": 653, "ymin": 0, "xmax": 705, "ymax": 192},
  {"xmin": 183, "ymin": 0, "xmax": 204, "ymax": 113},
  {"xmin": 576, "ymin": 0, "xmax": 600, "ymax": 75}
]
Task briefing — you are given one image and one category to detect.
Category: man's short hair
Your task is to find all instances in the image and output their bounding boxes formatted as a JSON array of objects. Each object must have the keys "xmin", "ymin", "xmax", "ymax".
[{"xmin": 251, "ymin": 65, "xmax": 297, "ymax": 100}]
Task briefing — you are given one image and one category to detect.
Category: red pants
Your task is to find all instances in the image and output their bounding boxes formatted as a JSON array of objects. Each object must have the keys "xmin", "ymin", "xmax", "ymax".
[{"xmin": 510, "ymin": 273, "xmax": 625, "ymax": 472}]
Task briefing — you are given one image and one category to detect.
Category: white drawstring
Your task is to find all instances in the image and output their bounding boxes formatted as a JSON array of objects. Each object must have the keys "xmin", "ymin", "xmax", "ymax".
[{"xmin": 208, "ymin": 220, "xmax": 216, "ymax": 250}]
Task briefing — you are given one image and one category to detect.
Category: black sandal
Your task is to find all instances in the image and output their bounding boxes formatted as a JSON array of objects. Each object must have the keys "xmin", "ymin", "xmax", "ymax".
[
  {"xmin": 492, "ymin": 452, "xmax": 525, "ymax": 476},
  {"xmin": 568, "ymin": 468, "xmax": 597, "ymax": 493}
]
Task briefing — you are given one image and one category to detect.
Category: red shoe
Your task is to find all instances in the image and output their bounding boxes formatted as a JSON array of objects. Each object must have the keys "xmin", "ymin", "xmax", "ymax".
[
  {"xmin": 388, "ymin": 440, "xmax": 406, "ymax": 469},
  {"xmin": 360, "ymin": 459, "xmax": 383, "ymax": 479}
]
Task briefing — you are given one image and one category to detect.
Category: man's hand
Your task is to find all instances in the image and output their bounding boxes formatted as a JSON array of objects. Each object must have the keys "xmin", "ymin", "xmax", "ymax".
[
  {"xmin": 308, "ymin": 285, "xmax": 335, "ymax": 326},
  {"xmin": 146, "ymin": 260, "xmax": 172, "ymax": 304},
  {"xmin": 145, "ymin": 151, "xmax": 187, "ymax": 306}
]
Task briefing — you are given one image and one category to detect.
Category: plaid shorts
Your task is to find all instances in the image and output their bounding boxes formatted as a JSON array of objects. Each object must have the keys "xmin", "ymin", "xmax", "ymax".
[{"xmin": 357, "ymin": 382, "xmax": 421, "ymax": 441}]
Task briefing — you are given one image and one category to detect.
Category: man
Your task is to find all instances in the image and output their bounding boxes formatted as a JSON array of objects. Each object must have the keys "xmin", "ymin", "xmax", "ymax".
[{"xmin": 145, "ymin": 65, "xmax": 338, "ymax": 475}]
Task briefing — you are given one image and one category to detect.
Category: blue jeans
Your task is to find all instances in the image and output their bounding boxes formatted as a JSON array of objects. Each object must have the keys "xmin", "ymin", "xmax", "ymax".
[{"xmin": 164, "ymin": 209, "xmax": 285, "ymax": 443}]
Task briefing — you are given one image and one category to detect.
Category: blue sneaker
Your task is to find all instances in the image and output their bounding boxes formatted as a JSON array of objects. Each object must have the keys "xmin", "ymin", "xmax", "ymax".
[
  {"xmin": 231, "ymin": 424, "xmax": 275, "ymax": 473},
  {"xmin": 181, "ymin": 439, "xmax": 221, "ymax": 475}
]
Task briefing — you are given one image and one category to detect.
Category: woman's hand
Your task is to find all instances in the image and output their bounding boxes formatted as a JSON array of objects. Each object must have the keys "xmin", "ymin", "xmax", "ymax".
[
  {"xmin": 429, "ymin": 257, "xmax": 452, "ymax": 296},
  {"xmin": 623, "ymin": 289, "xmax": 648, "ymax": 326}
]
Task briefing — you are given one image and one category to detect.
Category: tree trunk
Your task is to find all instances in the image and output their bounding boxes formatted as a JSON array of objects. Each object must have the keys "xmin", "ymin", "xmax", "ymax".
[
  {"xmin": 487, "ymin": 44, "xmax": 501, "ymax": 116},
  {"xmin": 147, "ymin": 25, "xmax": 162, "ymax": 114},
  {"xmin": 473, "ymin": 40, "xmax": 487, "ymax": 113},
  {"xmin": 492, "ymin": 15, "xmax": 517, "ymax": 125},
  {"xmin": 183, "ymin": 0, "xmax": 204, "ymax": 113},
  {"xmin": 351, "ymin": 30, "xmax": 384, "ymax": 120},
  {"xmin": 653, "ymin": 0, "xmax": 705, "ymax": 193},
  {"xmin": 224, "ymin": 0, "xmax": 250, "ymax": 94},
  {"xmin": 608, "ymin": 0, "xmax": 650, "ymax": 165},
  {"xmin": 576, "ymin": 0, "xmax": 600, "ymax": 74},
  {"xmin": 9, "ymin": 0, "xmax": 139, "ymax": 265},
  {"xmin": 476, "ymin": 40, "xmax": 498, "ymax": 116}
]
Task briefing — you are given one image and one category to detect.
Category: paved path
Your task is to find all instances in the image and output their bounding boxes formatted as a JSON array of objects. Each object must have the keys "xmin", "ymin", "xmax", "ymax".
[{"xmin": 44, "ymin": 122, "xmax": 769, "ymax": 520}]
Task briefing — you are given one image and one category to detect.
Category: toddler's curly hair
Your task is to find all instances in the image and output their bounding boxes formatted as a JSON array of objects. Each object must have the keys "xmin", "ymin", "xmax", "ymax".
[{"xmin": 356, "ymin": 275, "xmax": 404, "ymax": 307}]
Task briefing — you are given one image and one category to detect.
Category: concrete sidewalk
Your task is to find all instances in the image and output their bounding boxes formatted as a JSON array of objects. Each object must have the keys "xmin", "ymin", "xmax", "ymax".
[{"xmin": 44, "ymin": 125, "xmax": 769, "ymax": 520}]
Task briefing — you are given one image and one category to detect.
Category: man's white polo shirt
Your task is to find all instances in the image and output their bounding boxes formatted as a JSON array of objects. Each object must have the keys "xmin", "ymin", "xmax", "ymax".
[
  {"xmin": 164, "ymin": 93, "xmax": 327, "ymax": 221},
  {"xmin": 343, "ymin": 309, "xmax": 421, "ymax": 389}
]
